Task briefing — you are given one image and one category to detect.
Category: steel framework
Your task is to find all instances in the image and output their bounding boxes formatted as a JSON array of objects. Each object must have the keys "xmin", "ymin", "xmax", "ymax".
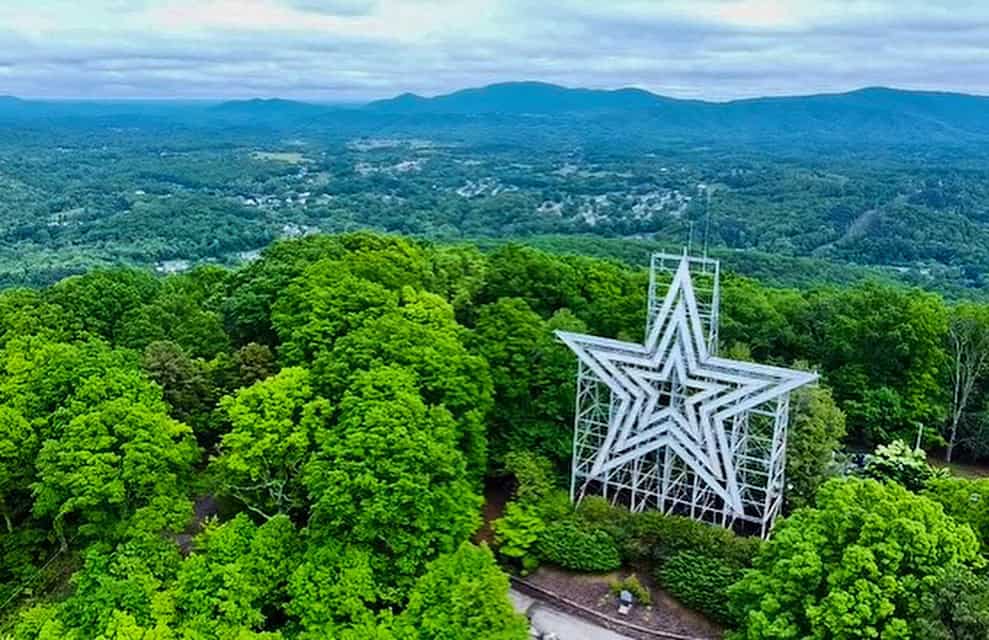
[{"xmin": 558, "ymin": 253, "xmax": 817, "ymax": 536}]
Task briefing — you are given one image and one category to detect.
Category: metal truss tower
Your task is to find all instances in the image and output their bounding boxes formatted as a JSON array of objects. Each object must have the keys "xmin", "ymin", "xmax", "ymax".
[{"xmin": 559, "ymin": 253, "xmax": 816, "ymax": 537}]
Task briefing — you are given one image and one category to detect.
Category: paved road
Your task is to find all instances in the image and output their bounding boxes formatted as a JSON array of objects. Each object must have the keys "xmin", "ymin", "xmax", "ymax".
[{"xmin": 510, "ymin": 589, "xmax": 634, "ymax": 640}]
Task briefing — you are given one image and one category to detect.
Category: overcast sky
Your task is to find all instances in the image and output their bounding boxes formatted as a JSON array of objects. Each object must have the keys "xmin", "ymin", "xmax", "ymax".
[{"xmin": 1, "ymin": 0, "xmax": 988, "ymax": 101}]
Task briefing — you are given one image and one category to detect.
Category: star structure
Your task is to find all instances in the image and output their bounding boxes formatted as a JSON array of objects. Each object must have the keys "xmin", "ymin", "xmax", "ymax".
[{"xmin": 557, "ymin": 257, "xmax": 817, "ymax": 516}]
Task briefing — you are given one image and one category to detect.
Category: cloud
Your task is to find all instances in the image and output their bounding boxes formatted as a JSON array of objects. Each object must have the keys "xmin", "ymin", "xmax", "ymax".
[{"xmin": 0, "ymin": 0, "xmax": 987, "ymax": 100}]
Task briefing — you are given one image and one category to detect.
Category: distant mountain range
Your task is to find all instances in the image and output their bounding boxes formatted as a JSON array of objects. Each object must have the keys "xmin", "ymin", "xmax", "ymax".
[
  {"xmin": 4, "ymin": 82, "xmax": 989, "ymax": 147},
  {"xmin": 363, "ymin": 82, "xmax": 989, "ymax": 138},
  {"xmin": 363, "ymin": 81, "xmax": 694, "ymax": 114},
  {"xmin": 213, "ymin": 82, "xmax": 989, "ymax": 143}
]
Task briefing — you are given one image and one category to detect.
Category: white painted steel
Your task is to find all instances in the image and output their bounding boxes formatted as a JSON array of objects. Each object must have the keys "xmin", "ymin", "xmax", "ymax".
[{"xmin": 558, "ymin": 253, "xmax": 817, "ymax": 536}]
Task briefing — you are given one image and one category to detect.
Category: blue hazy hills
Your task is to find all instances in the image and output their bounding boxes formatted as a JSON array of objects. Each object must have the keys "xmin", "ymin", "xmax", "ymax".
[{"xmin": 3, "ymin": 81, "xmax": 988, "ymax": 147}]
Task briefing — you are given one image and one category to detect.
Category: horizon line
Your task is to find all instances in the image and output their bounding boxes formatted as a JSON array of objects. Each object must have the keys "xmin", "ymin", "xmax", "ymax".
[{"xmin": 4, "ymin": 81, "xmax": 988, "ymax": 104}]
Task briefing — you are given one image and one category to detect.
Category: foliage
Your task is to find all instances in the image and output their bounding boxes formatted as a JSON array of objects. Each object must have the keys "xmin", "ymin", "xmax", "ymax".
[
  {"xmin": 609, "ymin": 574, "xmax": 651, "ymax": 606},
  {"xmin": 31, "ymin": 372, "xmax": 198, "ymax": 545},
  {"xmin": 659, "ymin": 551, "xmax": 741, "ymax": 625},
  {"xmin": 141, "ymin": 340, "xmax": 217, "ymax": 437},
  {"xmin": 573, "ymin": 498, "xmax": 760, "ymax": 624},
  {"xmin": 303, "ymin": 366, "xmax": 481, "ymax": 600},
  {"xmin": 471, "ymin": 298, "xmax": 584, "ymax": 466},
  {"xmin": 914, "ymin": 566, "xmax": 989, "ymax": 640},
  {"xmin": 803, "ymin": 283, "xmax": 949, "ymax": 445},
  {"xmin": 398, "ymin": 543, "xmax": 529, "ymax": 640},
  {"xmin": 617, "ymin": 508, "xmax": 762, "ymax": 569},
  {"xmin": 924, "ymin": 476, "xmax": 989, "ymax": 553},
  {"xmin": 210, "ymin": 367, "xmax": 331, "ymax": 519},
  {"xmin": 728, "ymin": 478, "xmax": 983, "ymax": 640},
  {"xmin": 316, "ymin": 288, "xmax": 493, "ymax": 478},
  {"xmin": 503, "ymin": 452, "xmax": 558, "ymax": 506},
  {"xmin": 286, "ymin": 541, "xmax": 378, "ymax": 636},
  {"xmin": 786, "ymin": 383, "xmax": 847, "ymax": 509},
  {"xmin": 537, "ymin": 522, "xmax": 621, "ymax": 573},
  {"xmin": 492, "ymin": 503, "xmax": 546, "ymax": 574},
  {"xmin": 0, "ymin": 406, "xmax": 36, "ymax": 533},
  {"xmin": 8, "ymin": 227, "xmax": 989, "ymax": 637},
  {"xmin": 865, "ymin": 439, "xmax": 946, "ymax": 491}
]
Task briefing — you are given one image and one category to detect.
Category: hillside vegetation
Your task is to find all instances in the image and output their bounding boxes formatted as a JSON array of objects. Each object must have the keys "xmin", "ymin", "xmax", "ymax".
[
  {"xmin": 2, "ymin": 84, "xmax": 989, "ymax": 296},
  {"xmin": 1, "ymin": 232, "xmax": 989, "ymax": 639}
]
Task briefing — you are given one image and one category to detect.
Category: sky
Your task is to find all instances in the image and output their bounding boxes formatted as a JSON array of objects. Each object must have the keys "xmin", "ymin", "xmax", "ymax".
[{"xmin": 1, "ymin": 0, "xmax": 988, "ymax": 101}]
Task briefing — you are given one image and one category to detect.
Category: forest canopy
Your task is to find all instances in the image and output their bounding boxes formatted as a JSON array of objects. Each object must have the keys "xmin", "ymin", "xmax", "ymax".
[{"xmin": 1, "ymin": 231, "xmax": 989, "ymax": 639}]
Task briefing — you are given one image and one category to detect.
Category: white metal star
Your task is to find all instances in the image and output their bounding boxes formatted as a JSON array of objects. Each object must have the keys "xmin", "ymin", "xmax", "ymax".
[{"xmin": 557, "ymin": 257, "xmax": 817, "ymax": 516}]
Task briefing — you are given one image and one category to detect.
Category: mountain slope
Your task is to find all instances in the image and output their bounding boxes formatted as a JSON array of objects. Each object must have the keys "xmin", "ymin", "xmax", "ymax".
[
  {"xmin": 364, "ymin": 82, "xmax": 989, "ymax": 142},
  {"xmin": 210, "ymin": 98, "xmax": 332, "ymax": 122},
  {"xmin": 365, "ymin": 81, "xmax": 692, "ymax": 114}
]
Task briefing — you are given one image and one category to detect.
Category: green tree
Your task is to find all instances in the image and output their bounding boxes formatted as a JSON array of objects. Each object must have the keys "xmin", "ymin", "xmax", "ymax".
[
  {"xmin": 800, "ymin": 283, "xmax": 949, "ymax": 445},
  {"xmin": 287, "ymin": 542, "xmax": 378, "ymax": 637},
  {"xmin": 303, "ymin": 367, "xmax": 481, "ymax": 600},
  {"xmin": 0, "ymin": 337, "xmax": 140, "ymax": 429},
  {"xmin": 0, "ymin": 405, "xmax": 37, "ymax": 532},
  {"xmin": 924, "ymin": 476, "xmax": 989, "ymax": 553},
  {"xmin": 477, "ymin": 244, "xmax": 580, "ymax": 318},
  {"xmin": 210, "ymin": 367, "xmax": 331, "ymax": 519},
  {"xmin": 565, "ymin": 255, "xmax": 647, "ymax": 339},
  {"xmin": 471, "ymin": 299, "xmax": 585, "ymax": 467},
  {"xmin": 945, "ymin": 303, "xmax": 989, "ymax": 461},
  {"xmin": 118, "ymin": 291, "xmax": 229, "ymax": 359},
  {"xmin": 864, "ymin": 439, "xmax": 942, "ymax": 491},
  {"xmin": 0, "ymin": 289, "xmax": 70, "ymax": 347},
  {"xmin": 397, "ymin": 543, "xmax": 528, "ymax": 640},
  {"xmin": 786, "ymin": 383, "xmax": 846, "ymax": 509},
  {"xmin": 729, "ymin": 478, "xmax": 982, "ymax": 639},
  {"xmin": 426, "ymin": 244, "xmax": 488, "ymax": 322},
  {"xmin": 720, "ymin": 276, "xmax": 805, "ymax": 362},
  {"xmin": 316, "ymin": 289, "xmax": 492, "ymax": 477},
  {"xmin": 141, "ymin": 341, "xmax": 217, "ymax": 437},
  {"xmin": 32, "ymin": 371, "xmax": 198, "ymax": 545},
  {"xmin": 174, "ymin": 515, "xmax": 301, "ymax": 637},
  {"xmin": 915, "ymin": 566, "xmax": 989, "ymax": 640},
  {"xmin": 271, "ymin": 260, "xmax": 397, "ymax": 365},
  {"xmin": 45, "ymin": 269, "xmax": 159, "ymax": 343}
]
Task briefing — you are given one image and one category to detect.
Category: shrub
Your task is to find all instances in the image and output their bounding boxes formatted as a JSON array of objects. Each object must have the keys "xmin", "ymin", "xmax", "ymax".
[
  {"xmin": 658, "ymin": 550, "xmax": 741, "ymax": 625},
  {"xmin": 624, "ymin": 512, "xmax": 761, "ymax": 567},
  {"xmin": 609, "ymin": 574, "xmax": 651, "ymax": 606},
  {"xmin": 865, "ymin": 439, "xmax": 946, "ymax": 491},
  {"xmin": 493, "ymin": 503, "xmax": 546, "ymax": 574},
  {"xmin": 537, "ymin": 522, "xmax": 621, "ymax": 573},
  {"xmin": 575, "ymin": 496, "xmax": 635, "ymax": 553}
]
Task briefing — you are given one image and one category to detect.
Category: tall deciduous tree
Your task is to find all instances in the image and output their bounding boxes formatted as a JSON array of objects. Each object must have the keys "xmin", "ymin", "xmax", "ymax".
[
  {"xmin": 945, "ymin": 303, "xmax": 989, "ymax": 461},
  {"xmin": 800, "ymin": 283, "xmax": 949, "ymax": 445},
  {"xmin": 304, "ymin": 366, "xmax": 480, "ymax": 601},
  {"xmin": 271, "ymin": 261, "xmax": 397, "ymax": 365},
  {"xmin": 210, "ymin": 367, "xmax": 331, "ymax": 519},
  {"xmin": 729, "ymin": 478, "xmax": 981, "ymax": 639},
  {"xmin": 316, "ymin": 289, "xmax": 493, "ymax": 478},
  {"xmin": 45, "ymin": 269, "xmax": 159, "ymax": 343},
  {"xmin": 0, "ymin": 405, "xmax": 36, "ymax": 532},
  {"xmin": 471, "ymin": 298, "xmax": 585, "ymax": 467},
  {"xmin": 397, "ymin": 542, "xmax": 529, "ymax": 640},
  {"xmin": 915, "ymin": 566, "xmax": 989, "ymax": 640},
  {"xmin": 32, "ymin": 371, "xmax": 198, "ymax": 546},
  {"xmin": 785, "ymin": 383, "xmax": 846, "ymax": 509}
]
